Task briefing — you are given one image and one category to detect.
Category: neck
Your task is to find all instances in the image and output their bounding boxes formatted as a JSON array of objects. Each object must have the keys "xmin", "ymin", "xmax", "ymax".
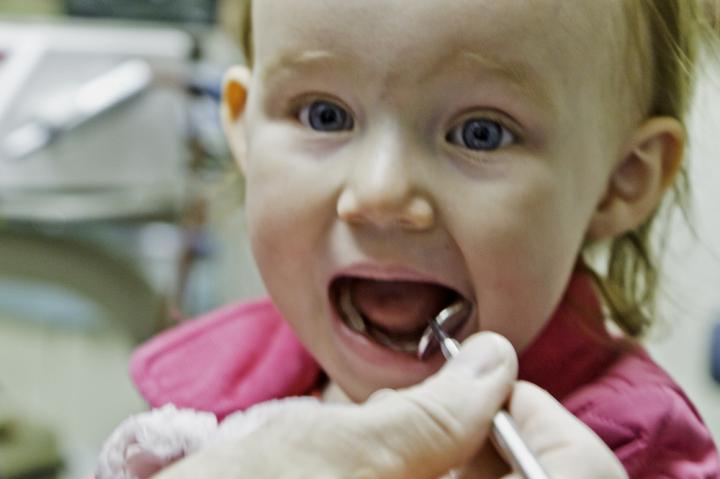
[{"xmin": 518, "ymin": 271, "xmax": 622, "ymax": 399}]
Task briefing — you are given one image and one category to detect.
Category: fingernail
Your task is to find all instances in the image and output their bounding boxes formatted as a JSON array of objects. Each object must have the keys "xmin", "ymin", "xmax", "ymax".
[{"xmin": 453, "ymin": 333, "xmax": 514, "ymax": 376}]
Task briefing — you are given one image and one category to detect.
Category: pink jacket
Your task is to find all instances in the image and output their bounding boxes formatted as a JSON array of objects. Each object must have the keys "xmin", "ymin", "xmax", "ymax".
[{"xmin": 131, "ymin": 275, "xmax": 719, "ymax": 478}]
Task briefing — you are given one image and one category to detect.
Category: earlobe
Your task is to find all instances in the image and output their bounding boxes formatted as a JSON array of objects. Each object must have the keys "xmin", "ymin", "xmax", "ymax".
[
  {"xmin": 587, "ymin": 117, "xmax": 685, "ymax": 240},
  {"xmin": 221, "ymin": 65, "xmax": 252, "ymax": 172}
]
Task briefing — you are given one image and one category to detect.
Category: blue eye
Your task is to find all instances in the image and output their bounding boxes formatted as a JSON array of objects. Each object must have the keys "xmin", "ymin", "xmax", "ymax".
[
  {"xmin": 299, "ymin": 100, "xmax": 354, "ymax": 132},
  {"xmin": 447, "ymin": 118, "xmax": 515, "ymax": 151}
]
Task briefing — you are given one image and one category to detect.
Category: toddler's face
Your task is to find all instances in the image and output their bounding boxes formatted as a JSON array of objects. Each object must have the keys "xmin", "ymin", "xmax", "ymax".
[{"xmin": 239, "ymin": 0, "xmax": 630, "ymax": 400}]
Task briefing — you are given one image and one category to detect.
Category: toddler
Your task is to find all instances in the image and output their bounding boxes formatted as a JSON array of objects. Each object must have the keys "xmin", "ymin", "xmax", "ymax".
[{"xmin": 98, "ymin": 0, "xmax": 719, "ymax": 477}]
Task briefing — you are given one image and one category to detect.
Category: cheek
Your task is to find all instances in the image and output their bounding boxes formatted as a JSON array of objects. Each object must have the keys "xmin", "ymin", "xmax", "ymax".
[
  {"xmin": 245, "ymin": 147, "xmax": 331, "ymax": 255},
  {"xmin": 244, "ymin": 174, "xmax": 298, "ymax": 296},
  {"xmin": 451, "ymin": 170, "xmax": 592, "ymax": 349},
  {"xmin": 243, "ymin": 153, "xmax": 332, "ymax": 348},
  {"xmin": 242, "ymin": 137, "xmax": 343, "ymax": 316}
]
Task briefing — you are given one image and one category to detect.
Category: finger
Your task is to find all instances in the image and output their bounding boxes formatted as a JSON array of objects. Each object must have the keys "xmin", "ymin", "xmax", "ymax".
[
  {"xmin": 500, "ymin": 381, "xmax": 627, "ymax": 479},
  {"xmin": 361, "ymin": 332, "xmax": 518, "ymax": 479}
]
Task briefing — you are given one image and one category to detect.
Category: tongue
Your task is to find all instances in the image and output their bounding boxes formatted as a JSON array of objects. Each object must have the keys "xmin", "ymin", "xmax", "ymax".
[{"xmin": 350, "ymin": 279, "xmax": 454, "ymax": 334}]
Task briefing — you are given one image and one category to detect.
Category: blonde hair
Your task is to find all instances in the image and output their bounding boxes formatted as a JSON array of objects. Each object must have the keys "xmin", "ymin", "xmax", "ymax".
[
  {"xmin": 587, "ymin": 0, "xmax": 712, "ymax": 337},
  {"xmin": 238, "ymin": 0, "xmax": 253, "ymax": 65},
  {"xmin": 232, "ymin": 0, "xmax": 714, "ymax": 338}
]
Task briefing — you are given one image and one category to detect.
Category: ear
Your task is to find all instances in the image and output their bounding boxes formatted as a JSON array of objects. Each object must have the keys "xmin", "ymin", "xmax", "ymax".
[
  {"xmin": 221, "ymin": 65, "xmax": 252, "ymax": 173},
  {"xmin": 587, "ymin": 117, "xmax": 685, "ymax": 240}
]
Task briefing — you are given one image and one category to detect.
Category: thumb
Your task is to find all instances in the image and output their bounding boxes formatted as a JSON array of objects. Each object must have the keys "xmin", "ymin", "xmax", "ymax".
[{"xmin": 361, "ymin": 332, "xmax": 518, "ymax": 479}]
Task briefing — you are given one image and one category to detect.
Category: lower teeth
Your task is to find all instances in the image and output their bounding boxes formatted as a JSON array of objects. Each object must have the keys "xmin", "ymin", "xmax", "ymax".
[
  {"xmin": 339, "ymin": 286, "xmax": 419, "ymax": 354},
  {"xmin": 339, "ymin": 285, "xmax": 366, "ymax": 333}
]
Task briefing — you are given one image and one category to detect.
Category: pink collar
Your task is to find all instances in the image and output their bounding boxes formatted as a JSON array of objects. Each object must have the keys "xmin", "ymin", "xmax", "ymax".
[{"xmin": 518, "ymin": 272, "xmax": 621, "ymax": 400}]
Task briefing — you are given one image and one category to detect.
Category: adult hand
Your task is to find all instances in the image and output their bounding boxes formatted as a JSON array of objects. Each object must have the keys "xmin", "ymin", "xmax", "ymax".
[
  {"xmin": 153, "ymin": 333, "xmax": 626, "ymax": 479},
  {"xmin": 496, "ymin": 381, "xmax": 627, "ymax": 479}
]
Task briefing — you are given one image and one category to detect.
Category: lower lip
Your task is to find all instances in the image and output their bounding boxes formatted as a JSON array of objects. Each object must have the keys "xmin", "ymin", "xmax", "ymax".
[{"xmin": 328, "ymin": 304, "xmax": 445, "ymax": 374}]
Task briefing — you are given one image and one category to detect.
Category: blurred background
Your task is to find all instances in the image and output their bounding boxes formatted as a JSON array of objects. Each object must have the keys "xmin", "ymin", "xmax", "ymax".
[
  {"xmin": 0, "ymin": 2, "xmax": 718, "ymax": 479},
  {"xmin": 0, "ymin": 1, "xmax": 265, "ymax": 477}
]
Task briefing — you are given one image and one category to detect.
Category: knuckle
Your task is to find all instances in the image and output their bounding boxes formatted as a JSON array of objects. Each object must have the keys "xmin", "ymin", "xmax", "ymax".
[
  {"xmin": 403, "ymin": 392, "xmax": 466, "ymax": 448},
  {"xmin": 365, "ymin": 387, "xmax": 471, "ymax": 474}
]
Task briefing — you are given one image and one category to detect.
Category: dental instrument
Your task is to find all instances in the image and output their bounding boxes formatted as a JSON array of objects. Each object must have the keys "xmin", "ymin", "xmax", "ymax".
[{"xmin": 419, "ymin": 302, "xmax": 549, "ymax": 479}]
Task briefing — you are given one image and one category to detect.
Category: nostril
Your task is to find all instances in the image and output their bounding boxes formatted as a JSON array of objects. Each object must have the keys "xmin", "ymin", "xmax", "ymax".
[
  {"xmin": 404, "ymin": 196, "xmax": 435, "ymax": 230},
  {"xmin": 337, "ymin": 188, "xmax": 435, "ymax": 230},
  {"xmin": 336, "ymin": 189, "xmax": 362, "ymax": 223}
]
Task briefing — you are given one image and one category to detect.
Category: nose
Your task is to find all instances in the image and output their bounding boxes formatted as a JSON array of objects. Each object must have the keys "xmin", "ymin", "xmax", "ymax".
[{"xmin": 336, "ymin": 131, "xmax": 435, "ymax": 231}]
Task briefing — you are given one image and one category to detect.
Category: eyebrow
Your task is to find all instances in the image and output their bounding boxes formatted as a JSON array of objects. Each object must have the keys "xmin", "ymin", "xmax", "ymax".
[
  {"xmin": 260, "ymin": 48, "xmax": 554, "ymax": 114},
  {"xmin": 424, "ymin": 50, "xmax": 555, "ymax": 112},
  {"xmin": 260, "ymin": 49, "xmax": 345, "ymax": 83}
]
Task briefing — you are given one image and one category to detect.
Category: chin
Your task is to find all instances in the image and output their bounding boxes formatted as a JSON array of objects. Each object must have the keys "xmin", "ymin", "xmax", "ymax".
[
  {"xmin": 330, "ymin": 368, "xmax": 435, "ymax": 403},
  {"xmin": 320, "ymin": 335, "xmax": 446, "ymax": 403}
]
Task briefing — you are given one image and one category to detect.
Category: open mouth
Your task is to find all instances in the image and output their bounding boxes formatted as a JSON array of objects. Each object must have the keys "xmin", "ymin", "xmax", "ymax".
[{"xmin": 329, "ymin": 276, "xmax": 469, "ymax": 356}]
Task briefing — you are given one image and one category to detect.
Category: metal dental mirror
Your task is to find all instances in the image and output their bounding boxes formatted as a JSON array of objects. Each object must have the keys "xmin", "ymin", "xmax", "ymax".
[{"xmin": 417, "ymin": 301, "xmax": 549, "ymax": 479}]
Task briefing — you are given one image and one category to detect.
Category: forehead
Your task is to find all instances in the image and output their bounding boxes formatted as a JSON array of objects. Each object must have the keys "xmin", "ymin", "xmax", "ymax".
[
  {"xmin": 253, "ymin": 0, "xmax": 629, "ymax": 115},
  {"xmin": 253, "ymin": 0, "xmax": 625, "ymax": 71}
]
